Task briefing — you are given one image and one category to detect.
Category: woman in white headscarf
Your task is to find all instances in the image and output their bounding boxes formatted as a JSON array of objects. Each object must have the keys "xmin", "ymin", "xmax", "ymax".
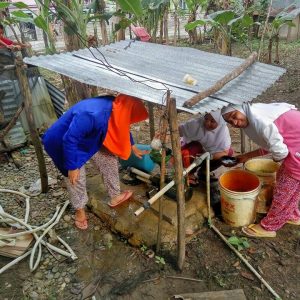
[
  {"xmin": 222, "ymin": 102, "xmax": 300, "ymax": 238},
  {"xmin": 179, "ymin": 110, "xmax": 233, "ymax": 173}
]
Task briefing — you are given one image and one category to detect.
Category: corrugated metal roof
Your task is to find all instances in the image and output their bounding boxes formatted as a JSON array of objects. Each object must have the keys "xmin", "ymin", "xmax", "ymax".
[
  {"xmin": 272, "ymin": 0, "xmax": 300, "ymax": 9},
  {"xmin": 24, "ymin": 41, "xmax": 286, "ymax": 115}
]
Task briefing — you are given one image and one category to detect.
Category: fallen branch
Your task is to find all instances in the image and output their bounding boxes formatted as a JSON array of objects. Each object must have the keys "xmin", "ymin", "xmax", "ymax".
[
  {"xmin": 0, "ymin": 103, "xmax": 24, "ymax": 140},
  {"xmin": 166, "ymin": 275, "xmax": 204, "ymax": 282},
  {"xmin": 210, "ymin": 224, "xmax": 281, "ymax": 300},
  {"xmin": 142, "ymin": 275, "xmax": 204, "ymax": 284},
  {"xmin": 183, "ymin": 52, "xmax": 258, "ymax": 108}
]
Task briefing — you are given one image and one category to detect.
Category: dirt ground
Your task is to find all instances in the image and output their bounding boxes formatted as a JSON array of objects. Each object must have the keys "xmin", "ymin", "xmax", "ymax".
[{"xmin": 1, "ymin": 40, "xmax": 300, "ymax": 300}]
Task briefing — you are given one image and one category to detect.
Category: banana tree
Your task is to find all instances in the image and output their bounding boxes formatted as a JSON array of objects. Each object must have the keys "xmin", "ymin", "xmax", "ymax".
[
  {"xmin": 0, "ymin": 1, "xmax": 55, "ymax": 53},
  {"xmin": 185, "ymin": 0, "xmax": 210, "ymax": 44},
  {"xmin": 185, "ymin": 10, "xmax": 254, "ymax": 55},
  {"xmin": 267, "ymin": 13, "xmax": 295, "ymax": 63},
  {"xmin": 115, "ymin": 0, "xmax": 171, "ymax": 43}
]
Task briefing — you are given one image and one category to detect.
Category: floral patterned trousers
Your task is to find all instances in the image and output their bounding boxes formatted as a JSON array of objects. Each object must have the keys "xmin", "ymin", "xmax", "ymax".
[
  {"xmin": 261, "ymin": 165, "xmax": 300, "ymax": 231},
  {"xmin": 65, "ymin": 148, "xmax": 120, "ymax": 209}
]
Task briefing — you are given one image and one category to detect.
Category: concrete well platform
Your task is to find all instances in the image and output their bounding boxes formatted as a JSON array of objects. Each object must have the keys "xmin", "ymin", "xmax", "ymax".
[{"xmin": 87, "ymin": 175, "xmax": 212, "ymax": 247}]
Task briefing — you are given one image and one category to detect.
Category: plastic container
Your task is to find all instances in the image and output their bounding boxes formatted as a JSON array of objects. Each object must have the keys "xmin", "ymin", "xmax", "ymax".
[
  {"xmin": 119, "ymin": 144, "xmax": 155, "ymax": 173},
  {"xmin": 244, "ymin": 158, "xmax": 280, "ymax": 214},
  {"xmin": 219, "ymin": 169, "xmax": 260, "ymax": 227}
]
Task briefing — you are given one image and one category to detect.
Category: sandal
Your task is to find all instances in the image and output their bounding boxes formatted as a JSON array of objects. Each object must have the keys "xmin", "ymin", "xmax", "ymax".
[
  {"xmin": 242, "ymin": 224, "xmax": 276, "ymax": 238},
  {"xmin": 286, "ymin": 219, "xmax": 300, "ymax": 225},
  {"xmin": 108, "ymin": 190, "xmax": 133, "ymax": 208},
  {"xmin": 75, "ymin": 218, "xmax": 88, "ymax": 230}
]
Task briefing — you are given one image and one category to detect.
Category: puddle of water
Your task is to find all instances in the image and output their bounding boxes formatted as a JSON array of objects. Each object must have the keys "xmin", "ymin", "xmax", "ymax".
[{"xmin": 76, "ymin": 231, "xmax": 133, "ymax": 282}]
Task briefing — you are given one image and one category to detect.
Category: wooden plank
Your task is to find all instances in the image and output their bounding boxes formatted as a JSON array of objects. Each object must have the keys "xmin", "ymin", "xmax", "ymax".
[
  {"xmin": 183, "ymin": 52, "xmax": 257, "ymax": 108},
  {"xmin": 0, "ymin": 228, "xmax": 33, "ymax": 258},
  {"xmin": 173, "ymin": 289, "xmax": 247, "ymax": 300}
]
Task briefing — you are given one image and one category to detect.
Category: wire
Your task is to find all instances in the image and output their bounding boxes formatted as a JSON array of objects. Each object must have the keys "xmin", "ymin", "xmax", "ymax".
[
  {"xmin": 28, "ymin": 1, "xmax": 230, "ymax": 112},
  {"xmin": 34, "ymin": 0, "xmax": 172, "ymax": 103}
]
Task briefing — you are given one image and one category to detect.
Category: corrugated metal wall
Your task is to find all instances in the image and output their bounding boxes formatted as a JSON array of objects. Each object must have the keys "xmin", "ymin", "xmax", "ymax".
[{"xmin": 0, "ymin": 80, "xmax": 27, "ymax": 149}]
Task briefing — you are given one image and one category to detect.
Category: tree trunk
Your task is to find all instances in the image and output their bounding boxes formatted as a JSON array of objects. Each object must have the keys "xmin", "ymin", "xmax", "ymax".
[
  {"xmin": 173, "ymin": 7, "xmax": 178, "ymax": 46},
  {"xmin": 97, "ymin": 0, "xmax": 109, "ymax": 45},
  {"xmin": 93, "ymin": 22, "xmax": 99, "ymax": 47},
  {"xmin": 62, "ymin": 0, "xmax": 91, "ymax": 105},
  {"xmin": 221, "ymin": 35, "xmax": 231, "ymax": 56},
  {"xmin": 274, "ymin": 34, "xmax": 279, "ymax": 63},
  {"xmin": 187, "ymin": 11, "xmax": 197, "ymax": 44},
  {"xmin": 116, "ymin": 3, "xmax": 125, "ymax": 42},
  {"xmin": 268, "ymin": 37, "xmax": 273, "ymax": 63},
  {"xmin": 15, "ymin": 58, "xmax": 48, "ymax": 193},
  {"xmin": 100, "ymin": 19, "xmax": 109, "ymax": 44},
  {"xmin": 168, "ymin": 98, "xmax": 186, "ymax": 271},
  {"xmin": 177, "ymin": 17, "xmax": 180, "ymax": 40},
  {"xmin": 163, "ymin": 6, "xmax": 169, "ymax": 45},
  {"xmin": 159, "ymin": 16, "xmax": 164, "ymax": 44},
  {"xmin": 42, "ymin": 30, "xmax": 49, "ymax": 50}
]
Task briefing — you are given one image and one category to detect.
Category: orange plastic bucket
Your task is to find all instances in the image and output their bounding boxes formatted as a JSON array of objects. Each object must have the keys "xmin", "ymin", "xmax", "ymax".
[{"xmin": 219, "ymin": 169, "xmax": 260, "ymax": 227}]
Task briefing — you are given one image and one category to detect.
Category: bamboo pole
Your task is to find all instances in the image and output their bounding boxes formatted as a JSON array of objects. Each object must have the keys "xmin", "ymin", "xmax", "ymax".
[
  {"xmin": 183, "ymin": 52, "xmax": 258, "ymax": 108},
  {"xmin": 156, "ymin": 145, "xmax": 166, "ymax": 253},
  {"xmin": 134, "ymin": 153, "xmax": 210, "ymax": 216},
  {"xmin": 168, "ymin": 97, "xmax": 186, "ymax": 270},
  {"xmin": 206, "ymin": 155, "xmax": 211, "ymax": 222},
  {"xmin": 15, "ymin": 58, "xmax": 48, "ymax": 193}
]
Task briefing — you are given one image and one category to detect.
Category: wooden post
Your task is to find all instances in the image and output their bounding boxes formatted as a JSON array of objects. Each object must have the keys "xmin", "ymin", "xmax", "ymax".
[
  {"xmin": 183, "ymin": 52, "xmax": 258, "ymax": 108},
  {"xmin": 15, "ymin": 58, "xmax": 48, "ymax": 193},
  {"xmin": 156, "ymin": 145, "xmax": 166, "ymax": 253},
  {"xmin": 148, "ymin": 102, "xmax": 155, "ymax": 140},
  {"xmin": 156, "ymin": 94, "xmax": 170, "ymax": 253},
  {"xmin": 168, "ymin": 97, "xmax": 186, "ymax": 270}
]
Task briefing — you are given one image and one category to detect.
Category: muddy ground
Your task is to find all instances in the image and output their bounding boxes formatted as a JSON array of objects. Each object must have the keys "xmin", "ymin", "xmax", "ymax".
[{"xmin": 1, "ymin": 40, "xmax": 300, "ymax": 300}]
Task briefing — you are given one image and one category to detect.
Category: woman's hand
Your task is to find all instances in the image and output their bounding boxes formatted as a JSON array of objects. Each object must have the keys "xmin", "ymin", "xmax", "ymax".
[
  {"xmin": 236, "ymin": 154, "xmax": 248, "ymax": 164},
  {"xmin": 132, "ymin": 145, "xmax": 149, "ymax": 159},
  {"xmin": 68, "ymin": 169, "xmax": 80, "ymax": 185}
]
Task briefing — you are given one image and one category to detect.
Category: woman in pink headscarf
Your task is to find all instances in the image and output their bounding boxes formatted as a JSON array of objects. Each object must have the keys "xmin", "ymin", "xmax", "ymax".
[{"xmin": 222, "ymin": 102, "xmax": 300, "ymax": 238}]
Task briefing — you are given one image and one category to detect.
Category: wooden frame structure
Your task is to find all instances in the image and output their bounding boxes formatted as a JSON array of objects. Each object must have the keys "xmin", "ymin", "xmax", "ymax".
[{"xmin": 13, "ymin": 50, "xmax": 259, "ymax": 270}]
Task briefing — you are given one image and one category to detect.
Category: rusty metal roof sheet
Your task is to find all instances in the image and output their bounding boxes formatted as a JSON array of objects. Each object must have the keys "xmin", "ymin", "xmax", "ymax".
[{"xmin": 24, "ymin": 41, "xmax": 286, "ymax": 115}]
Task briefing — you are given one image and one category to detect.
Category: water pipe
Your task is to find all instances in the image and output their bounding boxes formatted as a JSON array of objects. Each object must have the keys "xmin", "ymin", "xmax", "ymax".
[{"xmin": 134, "ymin": 152, "xmax": 211, "ymax": 216}]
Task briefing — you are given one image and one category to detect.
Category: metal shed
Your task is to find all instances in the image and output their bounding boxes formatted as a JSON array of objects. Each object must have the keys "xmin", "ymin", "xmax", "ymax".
[
  {"xmin": 0, "ymin": 49, "xmax": 57, "ymax": 151},
  {"xmin": 24, "ymin": 41, "xmax": 286, "ymax": 114}
]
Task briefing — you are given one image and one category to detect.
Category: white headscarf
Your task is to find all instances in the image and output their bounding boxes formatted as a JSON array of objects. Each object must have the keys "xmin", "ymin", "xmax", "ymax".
[
  {"xmin": 222, "ymin": 102, "xmax": 296, "ymax": 156},
  {"xmin": 242, "ymin": 102, "xmax": 295, "ymax": 149},
  {"xmin": 210, "ymin": 110, "xmax": 225, "ymax": 125},
  {"xmin": 179, "ymin": 109, "xmax": 231, "ymax": 154},
  {"xmin": 221, "ymin": 104, "xmax": 245, "ymax": 116}
]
